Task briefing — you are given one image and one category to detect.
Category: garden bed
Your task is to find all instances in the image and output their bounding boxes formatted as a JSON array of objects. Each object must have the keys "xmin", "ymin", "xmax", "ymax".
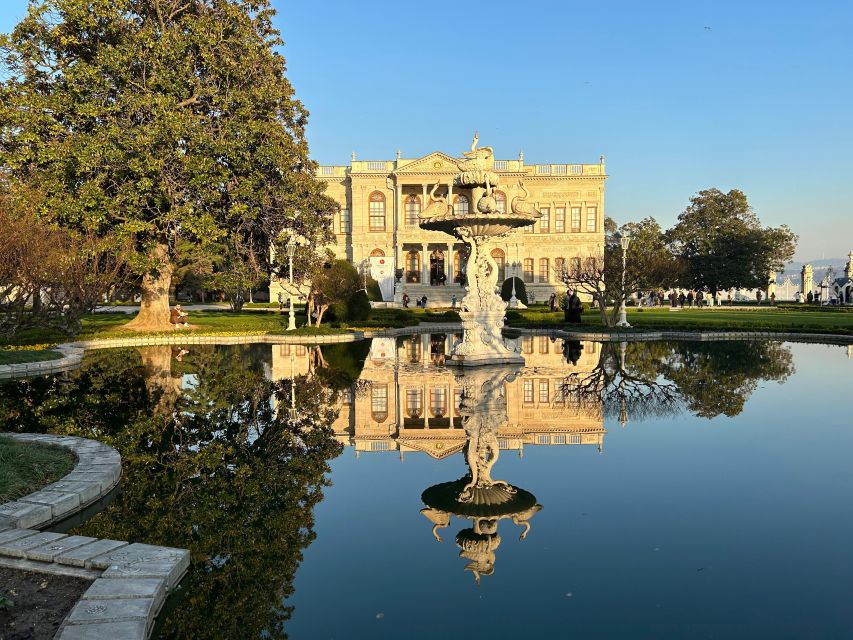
[{"xmin": 0, "ymin": 568, "xmax": 91, "ymax": 640}]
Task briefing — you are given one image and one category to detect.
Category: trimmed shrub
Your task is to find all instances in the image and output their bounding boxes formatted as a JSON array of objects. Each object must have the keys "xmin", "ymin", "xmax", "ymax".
[{"xmin": 500, "ymin": 277, "xmax": 528, "ymax": 305}]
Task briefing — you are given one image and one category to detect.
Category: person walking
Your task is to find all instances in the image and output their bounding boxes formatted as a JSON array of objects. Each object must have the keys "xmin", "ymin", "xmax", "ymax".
[
  {"xmin": 402, "ymin": 292, "xmax": 410, "ymax": 308},
  {"xmin": 687, "ymin": 291, "xmax": 694, "ymax": 308},
  {"xmin": 548, "ymin": 292, "xmax": 557, "ymax": 312},
  {"xmin": 678, "ymin": 292, "xmax": 686, "ymax": 308}
]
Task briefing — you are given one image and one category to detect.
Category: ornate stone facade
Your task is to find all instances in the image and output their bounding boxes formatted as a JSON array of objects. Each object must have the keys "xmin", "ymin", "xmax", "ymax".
[{"xmin": 271, "ymin": 149, "xmax": 607, "ymax": 304}]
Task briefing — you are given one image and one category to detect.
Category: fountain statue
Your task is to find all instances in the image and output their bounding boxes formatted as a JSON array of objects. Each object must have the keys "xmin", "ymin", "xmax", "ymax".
[
  {"xmin": 419, "ymin": 366, "xmax": 542, "ymax": 583},
  {"xmin": 420, "ymin": 133, "xmax": 541, "ymax": 365}
]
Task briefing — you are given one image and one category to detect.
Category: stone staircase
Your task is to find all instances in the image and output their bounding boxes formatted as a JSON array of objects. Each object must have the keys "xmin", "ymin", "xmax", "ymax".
[{"xmin": 399, "ymin": 283, "xmax": 466, "ymax": 308}]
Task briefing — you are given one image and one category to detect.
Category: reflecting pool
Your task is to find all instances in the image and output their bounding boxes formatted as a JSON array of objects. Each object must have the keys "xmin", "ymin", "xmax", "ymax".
[{"xmin": 2, "ymin": 336, "xmax": 852, "ymax": 639}]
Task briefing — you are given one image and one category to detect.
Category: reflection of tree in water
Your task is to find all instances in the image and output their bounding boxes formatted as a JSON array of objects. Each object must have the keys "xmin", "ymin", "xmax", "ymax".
[
  {"xmin": 561, "ymin": 340, "xmax": 795, "ymax": 422},
  {"xmin": 0, "ymin": 345, "xmax": 346, "ymax": 639}
]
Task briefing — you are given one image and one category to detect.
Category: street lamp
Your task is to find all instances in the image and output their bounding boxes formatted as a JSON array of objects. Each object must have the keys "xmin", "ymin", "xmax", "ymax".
[
  {"xmin": 616, "ymin": 232, "xmax": 632, "ymax": 328},
  {"xmin": 286, "ymin": 237, "xmax": 297, "ymax": 331},
  {"xmin": 288, "ymin": 351, "xmax": 298, "ymax": 421},
  {"xmin": 618, "ymin": 341, "xmax": 629, "ymax": 427}
]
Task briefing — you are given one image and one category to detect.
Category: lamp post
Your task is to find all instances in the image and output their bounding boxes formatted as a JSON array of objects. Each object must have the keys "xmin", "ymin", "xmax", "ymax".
[
  {"xmin": 618, "ymin": 341, "xmax": 629, "ymax": 427},
  {"xmin": 286, "ymin": 238, "xmax": 297, "ymax": 331},
  {"xmin": 616, "ymin": 232, "xmax": 632, "ymax": 328},
  {"xmin": 288, "ymin": 351, "xmax": 298, "ymax": 422}
]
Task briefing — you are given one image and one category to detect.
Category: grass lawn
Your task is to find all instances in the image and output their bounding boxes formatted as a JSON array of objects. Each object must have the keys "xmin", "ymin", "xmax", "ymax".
[
  {"xmin": 0, "ymin": 437, "xmax": 75, "ymax": 502},
  {"xmin": 506, "ymin": 305, "xmax": 853, "ymax": 334},
  {"xmin": 0, "ymin": 349, "xmax": 64, "ymax": 365}
]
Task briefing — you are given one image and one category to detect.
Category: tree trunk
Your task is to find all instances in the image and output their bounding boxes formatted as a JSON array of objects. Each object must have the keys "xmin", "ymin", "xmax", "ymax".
[
  {"xmin": 124, "ymin": 244, "xmax": 175, "ymax": 332},
  {"xmin": 138, "ymin": 346, "xmax": 181, "ymax": 415}
]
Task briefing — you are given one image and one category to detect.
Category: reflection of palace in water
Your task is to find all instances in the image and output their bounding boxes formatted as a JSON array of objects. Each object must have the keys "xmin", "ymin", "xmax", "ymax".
[{"xmin": 271, "ymin": 334, "xmax": 605, "ymax": 457}]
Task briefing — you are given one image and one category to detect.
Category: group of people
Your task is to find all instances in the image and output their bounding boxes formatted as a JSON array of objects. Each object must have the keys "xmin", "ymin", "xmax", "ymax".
[
  {"xmin": 549, "ymin": 290, "xmax": 582, "ymax": 324},
  {"xmin": 402, "ymin": 293, "xmax": 429, "ymax": 309}
]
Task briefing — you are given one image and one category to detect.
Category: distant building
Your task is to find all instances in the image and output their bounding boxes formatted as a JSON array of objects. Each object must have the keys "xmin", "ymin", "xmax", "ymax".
[{"xmin": 271, "ymin": 149, "xmax": 607, "ymax": 305}]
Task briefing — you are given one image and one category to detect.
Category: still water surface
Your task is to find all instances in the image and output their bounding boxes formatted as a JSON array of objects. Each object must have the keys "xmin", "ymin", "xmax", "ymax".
[{"xmin": 1, "ymin": 336, "xmax": 852, "ymax": 639}]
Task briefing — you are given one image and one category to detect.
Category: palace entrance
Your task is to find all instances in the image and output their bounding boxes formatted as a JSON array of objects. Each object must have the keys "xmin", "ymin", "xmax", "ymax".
[{"xmin": 430, "ymin": 250, "xmax": 446, "ymax": 286}]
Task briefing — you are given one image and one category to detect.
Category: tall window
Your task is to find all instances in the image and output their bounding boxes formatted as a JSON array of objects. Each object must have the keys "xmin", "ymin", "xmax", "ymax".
[
  {"xmin": 539, "ymin": 258, "xmax": 549, "ymax": 282},
  {"xmin": 555, "ymin": 207, "xmax": 565, "ymax": 233},
  {"xmin": 404, "ymin": 194, "xmax": 420, "ymax": 226},
  {"xmin": 523, "ymin": 336, "xmax": 534, "ymax": 354},
  {"xmin": 539, "ymin": 336, "xmax": 549, "ymax": 354},
  {"xmin": 571, "ymin": 206, "xmax": 581, "ymax": 232},
  {"xmin": 454, "ymin": 195, "xmax": 469, "ymax": 216},
  {"xmin": 539, "ymin": 207, "xmax": 550, "ymax": 233},
  {"xmin": 406, "ymin": 251, "xmax": 421, "ymax": 283},
  {"xmin": 585, "ymin": 257, "xmax": 597, "ymax": 273},
  {"xmin": 340, "ymin": 208, "xmax": 351, "ymax": 233},
  {"xmin": 491, "ymin": 248, "xmax": 506, "ymax": 282},
  {"xmin": 555, "ymin": 257, "xmax": 565, "ymax": 277},
  {"xmin": 494, "ymin": 191, "xmax": 507, "ymax": 213},
  {"xmin": 406, "ymin": 388, "xmax": 423, "ymax": 418},
  {"xmin": 523, "ymin": 258, "xmax": 534, "ymax": 283},
  {"xmin": 539, "ymin": 379, "xmax": 549, "ymax": 404},
  {"xmin": 571, "ymin": 257, "xmax": 582, "ymax": 275},
  {"xmin": 369, "ymin": 191, "xmax": 385, "ymax": 231},
  {"xmin": 523, "ymin": 379, "xmax": 534, "ymax": 404},
  {"xmin": 371, "ymin": 384, "xmax": 388, "ymax": 423},
  {"xmin": 586, "ymin": 206, "xmax": 597, "ymax": 232},
  {"xmin": 430, "ymin": 388, "xmax": 447, "ymax": 417}
]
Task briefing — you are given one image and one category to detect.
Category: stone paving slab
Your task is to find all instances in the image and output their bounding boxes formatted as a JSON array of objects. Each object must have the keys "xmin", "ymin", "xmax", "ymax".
[
  {"xmin": 0, "ymin": 501, "xmax": 53, "ymax": 528},
  {"xmin": 0, "ymin": 527, "xmax": 40, "ymax": 545},
  {"xmin": 83, "ymin": 578, "xmax": 165, "ymax": 604},
  {"xmin": 56, "ymin": 619, "xmax": 148, "ymax": 640},
  {"xmin": 65, "ymin": 595, "xmax": 156, "ymax": 625},
  {"xmin": 58, "ymin": 539, "xmax": 129, "ymax": 568},
  {"xmin": 18, "ymin": 489, "xmax": 81, "ymax": 519},
  {"xmin": 26, "ymin": 535, "xmax": 97, "ymax": 562},
  {"xmin": 44, "ymin": 479, "xmax": 104, "ymax": 505},
  {"xmin": 0, "ymin": 530, "xmax": 66, "ymax": 557}
]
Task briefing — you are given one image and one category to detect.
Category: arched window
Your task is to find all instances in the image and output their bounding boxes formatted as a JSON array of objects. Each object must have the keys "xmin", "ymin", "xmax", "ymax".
[
  {"xmin": 539, "ymin": 258, "xmax": 550, "ymax": 282},
  {"xmin": 494, "ymin": 191, "xmax": 507, "ymax": 214},
  {"xmin": 430, "ymin": 387, "xmax": 448, "ymax": 418},
  {"xmin": 406, "ymin": 388, "xmax": 423, "ymax": 418},
  {"xmin": 370, "ymin": 248, "xmax": 385, "ymax": 257},
  {"xmin": 555, "ymin": 257, "xmax": 566, "ymax": 277},
  {"xmin": 585, "ymin": 257, "xmax": 597, "ymax": 274},
  {"xmin": 404, "ymin": 194, "xmax": 421, "ymax": 226},
  {"xmin": 405, "ymin": 336, "xmax": 422, "ymax": 363},
  {"xmin": 491, "ymin": 248, "xmax": 506, "ymax": 282},
  {"xmin": 453, "ymin": 195, "xmax": 469, "ymax": 216},
  {"xmin": 371, "ymin": 384, "xmax": 388, "ymax": 423},
  {"xmin": 406, "ymin": 250, "xmax": 421, "ymax": 283},
  {"xmin": 369, "ymin": 191, "xmax": 385, "ymax": 231}
]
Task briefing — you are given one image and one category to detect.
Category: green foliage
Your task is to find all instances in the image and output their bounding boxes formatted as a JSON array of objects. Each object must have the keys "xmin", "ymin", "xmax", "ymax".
[
  {"xmin": 668, "ymin": 189, "xmax": 797, "ymax": 294},
  {"xmin": 0, "ymin": 0, "xmax": 336, "ymax": 311},
  {"xmin": 312, "ymin": 260, "xmax": 367, "ymax": 324},
  {"xmin": 500, "ymin": 277, "xmax": 528, "ymax": 305},
  {"xmin": 365, "ymin": 276, "xmax": 383, "ymax": 302}
]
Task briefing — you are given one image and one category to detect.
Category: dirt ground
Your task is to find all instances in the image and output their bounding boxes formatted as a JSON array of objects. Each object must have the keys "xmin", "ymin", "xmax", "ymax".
[{"xmin": 0, "ymin": 567, "xmax": 91, "ymax": 640}]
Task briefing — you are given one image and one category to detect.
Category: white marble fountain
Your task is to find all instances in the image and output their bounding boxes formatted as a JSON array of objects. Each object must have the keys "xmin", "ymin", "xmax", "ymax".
[{"xmin": 419, "ymin": 133, "xmax": 541, "ymax": 366}]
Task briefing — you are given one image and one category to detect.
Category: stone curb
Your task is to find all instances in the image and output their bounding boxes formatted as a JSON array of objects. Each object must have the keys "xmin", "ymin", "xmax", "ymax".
[
  {"xmin": 0, "ymin": 433, "xmax": 189, "ymax": 639},
  {"xmin": 0, "ymin": 434, "xmax": 121, "ymax": 530}
]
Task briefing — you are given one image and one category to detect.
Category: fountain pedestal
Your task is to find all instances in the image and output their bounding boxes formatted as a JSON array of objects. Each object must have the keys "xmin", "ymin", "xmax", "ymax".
[{"xmin": 419, "ymin": 134, "xmax": 541, "ymax": 367}]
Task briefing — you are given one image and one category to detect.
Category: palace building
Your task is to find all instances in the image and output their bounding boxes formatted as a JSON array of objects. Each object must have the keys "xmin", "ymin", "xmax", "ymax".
[{"xmin": 273, "ymin": 149, "xmax": 607, "ymax": 305}]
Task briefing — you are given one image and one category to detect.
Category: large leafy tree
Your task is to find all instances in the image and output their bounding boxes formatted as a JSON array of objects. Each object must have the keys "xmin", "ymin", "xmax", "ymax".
[
  {"xmin": 0, "ymin": 0, "xmax": 336, "ymax": 331},
  {"xmin": 668, "ymin": 189, "xmax": 797, "ymax": 296}
]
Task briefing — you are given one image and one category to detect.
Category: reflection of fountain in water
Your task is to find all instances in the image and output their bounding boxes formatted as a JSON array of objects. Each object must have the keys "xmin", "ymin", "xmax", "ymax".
[{"xmin": 419, "ymin": 365, "xmax": 542, "ymax": 583}]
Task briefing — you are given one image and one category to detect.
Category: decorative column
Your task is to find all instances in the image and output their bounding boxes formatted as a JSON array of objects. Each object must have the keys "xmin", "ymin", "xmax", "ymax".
[
  {"xmin": 395, "ymin": 182, "xmax": 403, "ymax": 266},
  {"xmin": 422, "ymin": 242, "xmax": 429, "ymax": 285},
  {"xmin": 422, "ymin": 184, "xmax": 428, "ymax": 210}
]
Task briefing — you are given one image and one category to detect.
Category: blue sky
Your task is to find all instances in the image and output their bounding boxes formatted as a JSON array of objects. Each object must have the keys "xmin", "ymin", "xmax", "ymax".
[{"xmin": 2, "ymin": 0, "xmax": 851, "ymax": 260}]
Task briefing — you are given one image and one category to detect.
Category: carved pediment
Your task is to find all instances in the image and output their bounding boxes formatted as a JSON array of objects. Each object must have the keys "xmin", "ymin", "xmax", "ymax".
[
  {"xmin": 397, "ymin": 436, "xmax": 466, "ymax": 459},
  {"xmin": 395, "ymin": 152, "xmax": 460, "ymax": 175}
]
